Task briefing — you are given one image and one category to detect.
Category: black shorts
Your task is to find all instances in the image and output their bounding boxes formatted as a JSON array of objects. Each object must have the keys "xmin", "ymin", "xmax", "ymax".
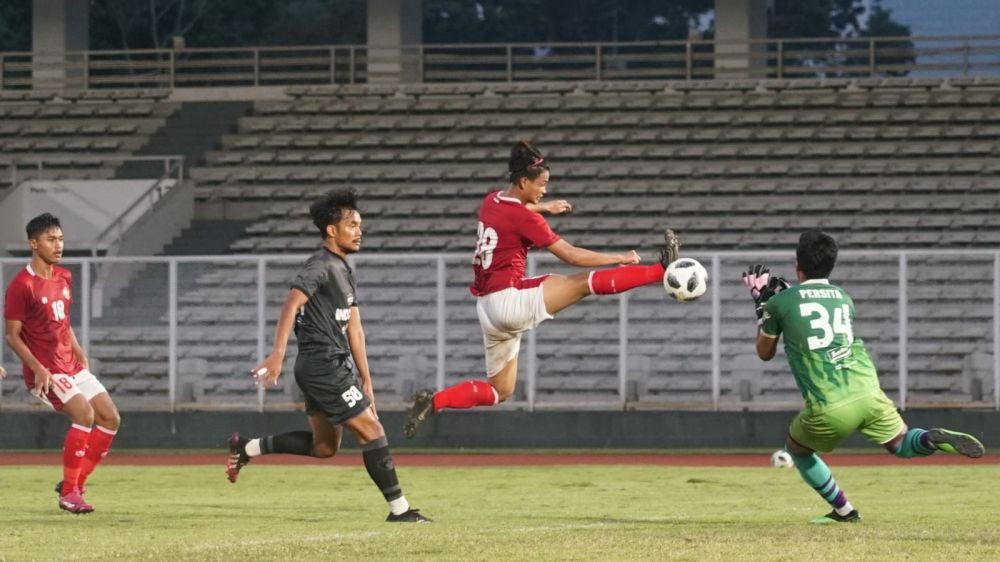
[{"xmin": 293, "ymin": 349, "xmax": 370, "ymax": 425}]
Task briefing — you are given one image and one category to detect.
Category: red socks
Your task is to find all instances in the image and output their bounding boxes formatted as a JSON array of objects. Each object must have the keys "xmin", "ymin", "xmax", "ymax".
[
  {"xmin": 588, "ymin": 264, "xmax": 665, "ymax": 295},
  {"xmin": 433, "ymin": 380, "xmax": 499, "ymax": 412},
  {"xmin": 61, "ymin": 424, "xmax": 91, "ymax": 493},
  {"xmin": 430, "ymin": 266, "xmax": 667, "ymax": 413},
  {"xmin": 78, "ymin": 425, "xmax": 118, "ymax": 488}
]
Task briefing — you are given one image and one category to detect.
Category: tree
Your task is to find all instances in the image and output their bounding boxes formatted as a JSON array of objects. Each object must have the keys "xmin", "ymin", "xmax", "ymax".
[
  {"xmin": 769, "ymin": 0, "xmax": 914, "ymax": 77},
  {"xmin": 858, "ymin": 2, "xmax": 915, "ymax": 77},
  {"xmin": 89, "ymin": 0, "xmax": 365, "ymax": 50},
  {"xmin": 423, "ymin": 0, "xmax": 712, "ymax": 44},
  {"xmin": 0, "ymin": 0, "xmax": 31, "ymax": 52},
  {"xmin": 90, "ymin": 0, "xmax": 213, "ymax": 51}
]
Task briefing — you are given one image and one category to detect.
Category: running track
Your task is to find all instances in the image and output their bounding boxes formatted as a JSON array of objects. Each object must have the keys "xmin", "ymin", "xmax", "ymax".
[{"xmin": 0, "ymin": 452, "xmax": 995, "ymax": 467}]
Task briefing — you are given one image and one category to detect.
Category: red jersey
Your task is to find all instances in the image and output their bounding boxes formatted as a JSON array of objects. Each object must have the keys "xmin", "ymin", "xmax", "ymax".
[
  {"xmin": 471, "ymin": 190, "xmax": 561, "ymax": 296},
  {"xmin": 3, "ymin": 265, "xmax": 83, "ymax": 386}
]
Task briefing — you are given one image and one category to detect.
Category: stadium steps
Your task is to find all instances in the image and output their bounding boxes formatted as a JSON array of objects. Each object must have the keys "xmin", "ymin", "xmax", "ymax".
[
  {"xmin": 92, "ymin": 221, "xmax": 253, "ymax": 328},
  {"xmin": 116, "ymin": 101, "xmax": 252, "ymax": 179}
]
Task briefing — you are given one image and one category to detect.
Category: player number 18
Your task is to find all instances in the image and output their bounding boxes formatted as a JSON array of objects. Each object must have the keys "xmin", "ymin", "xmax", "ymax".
[{"xmin": 51, "ymin": 300, "xmax": 66, "ymax": 321}]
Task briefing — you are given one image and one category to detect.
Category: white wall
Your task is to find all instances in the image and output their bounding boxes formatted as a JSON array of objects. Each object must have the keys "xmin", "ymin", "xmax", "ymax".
[{"xmin": 0, "ymin": 180, "xmax": 171, "ymax": 254}]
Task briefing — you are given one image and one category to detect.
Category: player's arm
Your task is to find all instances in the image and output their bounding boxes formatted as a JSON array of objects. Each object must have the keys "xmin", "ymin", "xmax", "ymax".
[
  {"xmin": 0, "ymin": 364, "xmax": 6, "ymax": 379},
  {"xmin": 346, "ymin": 306, "xmax": 376, "ymax": 416},
  {"xmin": 545, "ymin": 239, "xmax": 639, "ymax": 267},
  {"xmin": 756, "ymin": 329, "xmax": 779, "ymax": 361},
  {"xmin": 252, "ymin": 288, "xmax": 309, "ymax": 388},
  {"xmin": 4, "ymin": 319, "xmax": 54, "ymax": 394},
  {"xmin": 742, "ymin": 264, "xmax": 786, "ymax": 361},
  {"xmin": 526, "ymin": 200, "xmax": 572, "ymax": 215},
  {"xmin": 67, "ymin": 326, "xmax": 89, "ymax": 370}
]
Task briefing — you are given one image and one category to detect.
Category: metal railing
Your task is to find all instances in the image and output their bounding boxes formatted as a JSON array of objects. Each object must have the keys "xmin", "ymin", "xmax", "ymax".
[
  {"xmin": 1, "ymin": 34, "xmax": 999, "ymax": 90},
  {"xmin": 88, "ymin": 156, "xmax": 184, "ymax": 255},
  {"xmin": 3, "ymin": 155, "xmax": 184, "ymax": 192},
  {"xmin": 1, "ymin": 250, "xmax": 997, "ymax": 413}
]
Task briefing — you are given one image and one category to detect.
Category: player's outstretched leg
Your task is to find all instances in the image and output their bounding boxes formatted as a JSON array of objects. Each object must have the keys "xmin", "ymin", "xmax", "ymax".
[
  {"xmin": 587, "ymin": 229, "xmax": 682, "ymax": 296},
  {"xmin": 660, "ymin": 229, "xmax": 681, "ymax": 267},
  {"xmin": 927, "ymin": 428, "xmax": 985, "ymax": 458},
  {"xmin": 226, "ymin": 430, "xmax": 322, "ymax": 483},
  {"xmin": 888, "ymin": 427, "xmax": 985, "ymax": 459},
  {"xmin": 403, "ymin": 389, "xmax": 436, "ymax": 439},
  {"xmin": 787, "ymin": 449, "xmax": 861, "ymax": 524},
  {"xmin": 404, "ymin": 380, "xmax": 499, "ymax": 439}
]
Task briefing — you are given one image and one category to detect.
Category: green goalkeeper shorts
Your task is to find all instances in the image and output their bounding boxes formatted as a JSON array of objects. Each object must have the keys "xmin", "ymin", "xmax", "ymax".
[{"xmin": 788, "ymin": 389, "xmax": 905, "ymax": 453}]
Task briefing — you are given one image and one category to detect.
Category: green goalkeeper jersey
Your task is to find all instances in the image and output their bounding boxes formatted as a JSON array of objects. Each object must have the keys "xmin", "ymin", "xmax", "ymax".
[{"xmin": 761, "ymin": 279, "xmax": 881, "ymax": 407}]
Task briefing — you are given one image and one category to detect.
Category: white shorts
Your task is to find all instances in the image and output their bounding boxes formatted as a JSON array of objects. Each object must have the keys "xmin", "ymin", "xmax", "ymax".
[
  {"xmin": 34, "ymin": 369, "xmax": 108, "ymax": 411},
  {"xmin": 476, "ymin": 285, "xmax": 554, "ymax": 376}
]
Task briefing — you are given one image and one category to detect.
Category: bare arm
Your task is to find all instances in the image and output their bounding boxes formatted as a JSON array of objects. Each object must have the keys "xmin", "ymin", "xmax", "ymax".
[
  {"xmin": 346, "ymin": 306, "xmax": 376, "ymax": 416},
  {"xmin": 756, "ymin": 329, "xmax": 779, "ymax": 361},
  {"xmin": 546, "ymin": 239, "xmax": 639, "ymax": 268},
  {"xmin": 4, "ymin": 319, "xmax": 53, "ymax": 394},
  {"xmin": 252, "ymin": 288, "xmax": 309, "ymax": 387},
  {"xmin": 68, "ymin": 326, "xmax": 89, "ymax": 370},
  {"xmin": 526, "ymin": 200, "xmax": 572, "ymax": 215}
]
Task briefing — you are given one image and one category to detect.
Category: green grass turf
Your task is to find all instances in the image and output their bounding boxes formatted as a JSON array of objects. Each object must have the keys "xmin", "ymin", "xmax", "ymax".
[{"xmin": 1, "ymin": 464, "xmax": 998, "ymax": 561}]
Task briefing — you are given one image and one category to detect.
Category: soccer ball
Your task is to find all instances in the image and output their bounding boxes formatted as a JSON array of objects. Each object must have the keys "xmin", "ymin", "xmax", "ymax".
[
  {"xmin": 770, "ymin": 449, "xmax": 794, "ymax": 468},
  {"xmin": 663, "ymin": 258, "xmax": 708, "ymax": 302}
]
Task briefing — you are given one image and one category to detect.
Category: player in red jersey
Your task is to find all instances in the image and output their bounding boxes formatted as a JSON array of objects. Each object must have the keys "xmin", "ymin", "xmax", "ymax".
[
  {"xmin": 4, "ymin": 213, "xmax": 121, "ymax": 514},
  {"xmin": 404, "ymin": 141, "xmax": 681, "ymax": 437}
]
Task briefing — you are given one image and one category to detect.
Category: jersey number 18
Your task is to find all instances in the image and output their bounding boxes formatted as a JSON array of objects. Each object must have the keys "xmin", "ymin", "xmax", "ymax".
[{"xmin": 52, "ymin": 300, "xmax": 66, "ymax": 321}]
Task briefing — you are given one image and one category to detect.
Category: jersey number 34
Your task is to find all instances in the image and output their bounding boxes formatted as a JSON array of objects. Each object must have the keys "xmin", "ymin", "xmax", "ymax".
[
  {"xmin": 473, "ymin": 222, "xmax": 499, "ymax": 269},
  {"xmin": 799, "ymin": 303, "xmax": 854, "ymax": 351}
]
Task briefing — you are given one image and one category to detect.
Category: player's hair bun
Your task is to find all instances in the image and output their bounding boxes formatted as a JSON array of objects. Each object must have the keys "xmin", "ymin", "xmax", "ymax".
[{"xmin": 508, "ymin": 140, "xmax": 549, "ymax": 183}]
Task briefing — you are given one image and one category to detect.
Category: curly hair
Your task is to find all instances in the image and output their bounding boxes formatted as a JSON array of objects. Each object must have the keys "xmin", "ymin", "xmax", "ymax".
[
  {"xmin": 309, "ymin": 188, "xmax": 360, "ymax": 238},
  {"xmin": 507, "ymin": 140, "xmax": 549, "ymax": 184}
]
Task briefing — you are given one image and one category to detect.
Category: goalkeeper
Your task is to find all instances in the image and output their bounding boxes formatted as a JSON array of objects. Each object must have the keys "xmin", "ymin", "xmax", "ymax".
[{"xmin": 744, "ymin": 230, "xmax": 985, "ymax": 524}]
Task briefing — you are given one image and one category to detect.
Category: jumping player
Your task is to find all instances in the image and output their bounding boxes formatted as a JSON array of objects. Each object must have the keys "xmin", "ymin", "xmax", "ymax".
[
  {"xmin": 225, "ymin": 189, "xmax": 430, "ymax": 523},
  {"xmin": 745, "ymin": 230, "xmax": 985, "ymax": 524},
  {"xmin": 404, "ymin": 140, "xmax": 681, "ymax": 438},
  {"xmin": 4, "ymin": 213, "xmax": 121, "ymax": 514}
]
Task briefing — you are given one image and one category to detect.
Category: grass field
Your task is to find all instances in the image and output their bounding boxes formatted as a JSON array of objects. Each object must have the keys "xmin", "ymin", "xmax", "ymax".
[{"xmin": 1, "ymin": 461, "xmax": 999, "ymax": 561}]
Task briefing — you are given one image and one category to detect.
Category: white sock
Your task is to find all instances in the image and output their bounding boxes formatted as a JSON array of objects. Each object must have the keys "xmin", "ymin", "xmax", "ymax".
[
  {"xmin": 244, "ymin": 438, "xmax": 262, "ymax": 457},
  {"xmin": 388, "ymin": 496, "xmax": 410, "ymax": 515},
  {"xmin": 835, "ymin": 502, "xmax": 855, "ymax": 516}
]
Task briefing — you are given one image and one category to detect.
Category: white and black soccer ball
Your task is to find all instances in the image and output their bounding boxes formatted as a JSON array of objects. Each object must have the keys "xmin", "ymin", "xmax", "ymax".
[
  {"xmin": 663, "ymin": 258, "xmax": 708, "ymax": 302},
  {"xmin": 771, "ymin": 449, "xmax": 794, "ymax": 468}
]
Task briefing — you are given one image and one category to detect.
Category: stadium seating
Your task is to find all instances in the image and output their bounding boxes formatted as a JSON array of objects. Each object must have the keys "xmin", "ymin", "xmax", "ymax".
[
  {"xmin": 0, "ymin": 89, "xmax": 176, "ymax": 195},
  {"xmin": 5, "ymin": 78, "xmax": 997, "ymax": 410}
]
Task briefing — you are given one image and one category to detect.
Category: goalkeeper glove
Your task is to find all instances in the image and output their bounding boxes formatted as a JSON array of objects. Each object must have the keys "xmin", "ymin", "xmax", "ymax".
[
  {"xmin": 741, "ymin": 264, "xmax": 771, "ymax": 303},
  {"xmin": 754, "ymin": 276, "xmax": 791, "ymax": 325}
]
